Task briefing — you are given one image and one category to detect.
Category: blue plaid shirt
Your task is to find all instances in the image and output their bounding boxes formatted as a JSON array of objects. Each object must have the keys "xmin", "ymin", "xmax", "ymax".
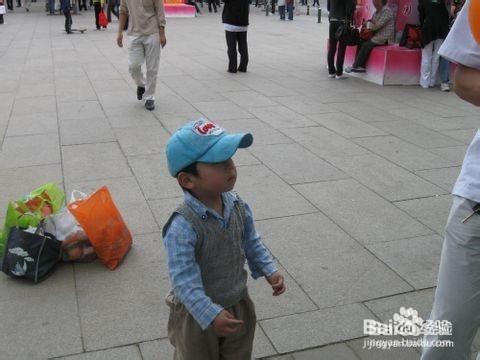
[{"xmin": 163, "ymin": 191, "xmax": 278, "ymax": 330}]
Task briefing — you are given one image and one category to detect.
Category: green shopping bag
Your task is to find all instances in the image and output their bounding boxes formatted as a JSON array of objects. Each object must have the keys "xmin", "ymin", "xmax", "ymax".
[{"xmin": 0, "ymin": 183, "xmax": 65, "ymax": 258}]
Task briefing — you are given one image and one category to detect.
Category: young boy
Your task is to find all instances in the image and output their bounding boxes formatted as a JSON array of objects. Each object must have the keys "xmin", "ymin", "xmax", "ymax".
[{"xmin": 163, "ymin": 119, "xmax": 286, "ymax": 359}]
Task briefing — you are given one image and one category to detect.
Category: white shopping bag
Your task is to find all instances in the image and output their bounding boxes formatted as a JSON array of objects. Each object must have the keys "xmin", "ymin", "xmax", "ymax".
[{"xmin": 0, "ymin": 5, "xmax": 6, "ymax": 14}]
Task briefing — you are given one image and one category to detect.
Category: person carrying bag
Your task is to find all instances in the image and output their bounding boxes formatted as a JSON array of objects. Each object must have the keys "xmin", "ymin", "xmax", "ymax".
[{"xmin": 328, "ymin": 0, "xmax": 356, "ymax": 79}]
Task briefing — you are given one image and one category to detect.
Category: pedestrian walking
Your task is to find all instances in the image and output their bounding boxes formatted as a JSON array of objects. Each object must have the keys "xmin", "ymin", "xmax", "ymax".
[
  {"xmin": 23, "ymin": 0, "xmax": 31, "ymax": 11},
  {"xmin": 418, "ymin": 0, "xmax": 450, "ymax": 88},
  {"xmin": 327, "ymin": 0, "xmax": 355, "ymax": 78},
  {"xmin": 187, "ymin": 0, "xmax": 201, "ymax": 14},
  {"xmin": 278, "ymin": 0, "xmax": 285, "ymax": 19},
  {"xmin": 421, "ymin": 1, "xmax": 480, "ymax": 358},
  {"xmin": 0, "ymin": 0, "xmax": 5, "ymax": 24},
  {"xmin": 208, "ymin": 0, "xmax": 217, "ymax": 12},
  {"xmin": 223, "ymin": 0, "xmax": 249, "ymax": 73},
  {"xmin": 93, "ymin": 0, "xmax": 106, "ymax": 29},
  {"xmin": 117, "ymin": 0, "xmax": 166, "ymax": 110},
  {"xmin": 61, "ymin": 0, "xmax": 73, "ymax": 33},
  {"xmin": 285, "ymin": 0, "xmax": 293, "ymax": 19},
  {"xmin": 47, "ymin": 0, "xmax": 55, "ymax": 13},
  {"xmin": 163, "ymin": 119, "xmax": 286, "ymax": 360},
  {"xmin": 107, "ymin": 0, "xmax": 118, "ymax": 21}
]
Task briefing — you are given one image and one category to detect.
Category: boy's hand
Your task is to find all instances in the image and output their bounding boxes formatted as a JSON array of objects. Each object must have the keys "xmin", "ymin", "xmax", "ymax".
[
  {"xmin": 212, "ymin": 310, "xmax": 244, "ymax": 337},
  {"xmin": 267, "ymin": 271, "xmax": 286, "ymax": 296}
]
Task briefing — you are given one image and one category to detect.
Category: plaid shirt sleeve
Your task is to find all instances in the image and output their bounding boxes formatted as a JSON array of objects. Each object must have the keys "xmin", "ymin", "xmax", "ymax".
[
  {"xmin": 163, "ymin": 214, "xmax": 223, "ymax": 330},
  {"xmin": 243, "ymin": 202, "xmax": 278, "ymax": 279},
  {"xmin": 371, "ymin": 7, "xmax": 393, "ymax": 31}
]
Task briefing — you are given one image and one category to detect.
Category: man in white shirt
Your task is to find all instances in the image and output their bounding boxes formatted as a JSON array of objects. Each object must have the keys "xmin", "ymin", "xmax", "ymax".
[
  {"xmin": 117, "ymin": 0, "xmax": 166, "ymax": 111},
  {"xmin": 421, "ymin": 1, "xmax": 480, "ymax": 358}
]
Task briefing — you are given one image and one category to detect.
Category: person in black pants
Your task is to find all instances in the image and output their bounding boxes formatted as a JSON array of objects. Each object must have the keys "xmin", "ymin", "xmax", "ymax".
[
  {"xmin": 78, "ymin": 0, "xmax": 87, "ymax": 10},
  {"xmin": 208, "ymin": 0, "xmax": 217, "ymax": 12},
  {"xmin": 223, "ymin": 0, "xmax": 249, "ymax": 73},
  {"xmin": 107, "ymin": 0, "xmax": 118, "ymax": 21},
  {"xmin": 187, "ymin": 0, "xmax": 201, "ymax": 14},
  {"xmin": 6, "ymin": 0, "xmax": 12, "ymax": 10},
  {"xmin": 61, "ymin": 0, "xmax": 73, "ymax": 33},
  {"xmin": 327, "ymin": 0, "xmax": 355, "ymax": 78},
  {"xmin": 0, "ymin": 0, "xmax": 4, "ymax": 24},
  {"xmin": 225, "ymin": 31, "xmax": 248, "ymax": 72}
]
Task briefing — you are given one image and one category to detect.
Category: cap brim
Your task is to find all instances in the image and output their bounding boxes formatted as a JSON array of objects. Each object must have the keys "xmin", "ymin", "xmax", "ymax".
[{"xmin": 198, "ymin": 133, "xmax": 253, "ymax": 164}]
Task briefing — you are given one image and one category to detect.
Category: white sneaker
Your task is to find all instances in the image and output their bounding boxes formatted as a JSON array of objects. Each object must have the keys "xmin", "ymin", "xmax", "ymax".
[
  {"xmin": 441, "ymin": 83, "xmax": 451, "ymax": 92},
  {"xmin": 336, "ymin": 74, "xmax": 348, "ymax": 80},
  {"xmin": 328, "ymin": 74, "xmax": 336, "ymax": 78}
]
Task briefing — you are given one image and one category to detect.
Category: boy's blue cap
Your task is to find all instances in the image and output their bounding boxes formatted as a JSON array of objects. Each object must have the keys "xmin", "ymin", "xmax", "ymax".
[{"xmin": 166, "ymin": 119, "xmax": 253, "ymax": 177}]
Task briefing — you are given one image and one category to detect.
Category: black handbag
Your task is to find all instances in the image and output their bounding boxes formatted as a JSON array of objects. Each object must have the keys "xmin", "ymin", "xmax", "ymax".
[
  {"xmin": 335, "ymin": 19, "xmax": 360, "ymax": 46},
  {"xmin": 1, "ymin": 223, "xmax": 61, "ymax": 283}
]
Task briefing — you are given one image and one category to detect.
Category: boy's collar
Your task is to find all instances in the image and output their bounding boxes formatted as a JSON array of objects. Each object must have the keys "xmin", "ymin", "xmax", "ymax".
[{"xmin": 183, "ymin": 191, "xmax": 237, "ymax": 219}]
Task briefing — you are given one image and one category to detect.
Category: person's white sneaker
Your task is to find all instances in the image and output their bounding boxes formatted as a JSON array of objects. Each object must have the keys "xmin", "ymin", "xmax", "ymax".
[
  {"xmin": 441, "ymin": 82, "xmax": 451, "ymax": 92},
  {"xmin": 345, "ymin": 66, "xmax": 353, "ymax": 73},
  {"xmin": 328, "ymin": 74, "xmax": 336, "ymax": 78},
  {"xmin": 336, "ymin": 74, "xmax": 348, "ymax": 80}
]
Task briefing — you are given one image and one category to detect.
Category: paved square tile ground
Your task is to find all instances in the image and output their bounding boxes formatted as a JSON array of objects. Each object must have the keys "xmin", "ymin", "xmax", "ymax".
[{"xmin": 1, "ymin": 3, "xmax": 479, "ymax": 359}]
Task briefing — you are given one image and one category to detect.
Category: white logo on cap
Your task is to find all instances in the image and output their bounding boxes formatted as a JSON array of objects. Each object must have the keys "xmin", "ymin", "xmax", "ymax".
[{"xmin": 193, "ymin": 120, "xmax": 224, "ymax": 136}]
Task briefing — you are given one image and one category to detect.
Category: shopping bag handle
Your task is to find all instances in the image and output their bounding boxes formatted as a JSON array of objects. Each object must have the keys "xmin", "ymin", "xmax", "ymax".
[{"xmin": 70, "ymin": 190, "xmax": 88, "ymax": 203}]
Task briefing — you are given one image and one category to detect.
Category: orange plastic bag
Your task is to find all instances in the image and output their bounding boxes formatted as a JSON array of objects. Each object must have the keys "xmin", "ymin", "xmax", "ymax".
[{"xmin": 68, "ymin": 186, "xmax": 132, "ymax": 270}]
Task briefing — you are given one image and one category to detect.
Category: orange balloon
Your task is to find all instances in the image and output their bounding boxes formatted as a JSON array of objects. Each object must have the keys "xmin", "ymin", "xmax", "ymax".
[{"xmin": 469, "ymin": 0, "xmax": 480, "ymax": 44}]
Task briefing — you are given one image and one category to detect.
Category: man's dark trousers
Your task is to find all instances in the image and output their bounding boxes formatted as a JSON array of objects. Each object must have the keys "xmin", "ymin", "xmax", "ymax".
[
  {"xmin": 225, "ymin": 31, "xmax": 248, "ymax": 72},
  {"xmin": 327, "ymin": 20, "xmax": 347, "ymax": 75},
  {"xmin": 353, "ymin": 40, "xmax": 379, "ymax": 68}
]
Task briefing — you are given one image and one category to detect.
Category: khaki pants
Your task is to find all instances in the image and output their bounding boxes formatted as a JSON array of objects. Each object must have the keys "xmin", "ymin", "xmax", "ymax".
[
  {"xmin": 128, "ymin": 33, "xmax": 161, "ymax": 101},
  {"xmin": 166, "ymin": 294, "xmax": 256, "ymax": 360},
  {"xmin": 422, "ymin": 196, "xmax": 480, "ymax": 359}
]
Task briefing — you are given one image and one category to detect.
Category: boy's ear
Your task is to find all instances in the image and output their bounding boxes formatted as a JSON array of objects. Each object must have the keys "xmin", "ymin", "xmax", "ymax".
[{"xmin": 177, "ymin": 172, "xmax": 195, "ymax": 190}]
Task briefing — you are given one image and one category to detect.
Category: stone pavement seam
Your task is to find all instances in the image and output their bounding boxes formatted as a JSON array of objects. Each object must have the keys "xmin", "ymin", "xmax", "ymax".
[
  {"xmin": 72, "ymin": 263, "xmax": 87, "ymax": 353},
  {"xmin": 361, "ymin": 287, "xmax": 436, "ymax": 311},
  {"xmin": 245, "ymin": 148, "xmax": 418, "ymax": 307},
  {"xmin": 257, "ymin": 322, "xmax": 280, "ymax": 357},
  {"xmin": 58, "ymin": 139, "xmax": 119, "ymax": 147},
  {"xmin": 136, "ymin": 343, "xmax": 145, "ymax": 360},
  {"xmin": 47, "ymin": 341, "xmax": 152, "ymax": 359},
  {"xmin": 260, "ymin": 337, "xmax": 367, "ymax": 360},
  {"xmin": 52, "ymin": 29, "xmax": 88, "ymax": 353}
]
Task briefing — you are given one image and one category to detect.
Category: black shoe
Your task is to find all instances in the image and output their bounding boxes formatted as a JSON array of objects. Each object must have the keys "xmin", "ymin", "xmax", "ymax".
[
  {"xmin": 137, "ymin": 86, "xmax": 145, "ymax": 100},
  {"xmin": 145, "ymin": 100, "xmax": 155, "ymax": 111},
  {"xmin": 227, "ymin": 69, "xmax": 237, "ymax": 73},
  {"xmin": 237, "ymin": 67, "xmax": 247, "ymax": 72}
]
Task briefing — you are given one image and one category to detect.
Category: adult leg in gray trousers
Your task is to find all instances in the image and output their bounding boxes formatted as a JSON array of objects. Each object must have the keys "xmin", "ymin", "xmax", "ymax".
[{"xmin": 422, "ymin": 196, "xmax": 480, "ymax": 360}]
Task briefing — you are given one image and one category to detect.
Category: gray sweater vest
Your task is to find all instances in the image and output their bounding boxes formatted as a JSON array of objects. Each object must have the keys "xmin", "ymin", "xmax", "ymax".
[{"xmin": 163, "ymin": 198, "xmax": 248, "ymax": 309}]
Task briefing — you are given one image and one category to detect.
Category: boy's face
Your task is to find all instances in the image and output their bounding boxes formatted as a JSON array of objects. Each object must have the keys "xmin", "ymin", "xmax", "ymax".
[{"xmin": 181, "ymin": 158, "xmax": 237, "ymax": 196}]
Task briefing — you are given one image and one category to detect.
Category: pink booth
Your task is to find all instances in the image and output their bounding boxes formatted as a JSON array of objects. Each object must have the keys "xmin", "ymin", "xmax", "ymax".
[
  {"xmin": 165, "ymin": 0, "xmax": 196, "ymax": 17},
  {"xmin": 342, "ymin": 0, "xmax": 422, "ymax": 85}
]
